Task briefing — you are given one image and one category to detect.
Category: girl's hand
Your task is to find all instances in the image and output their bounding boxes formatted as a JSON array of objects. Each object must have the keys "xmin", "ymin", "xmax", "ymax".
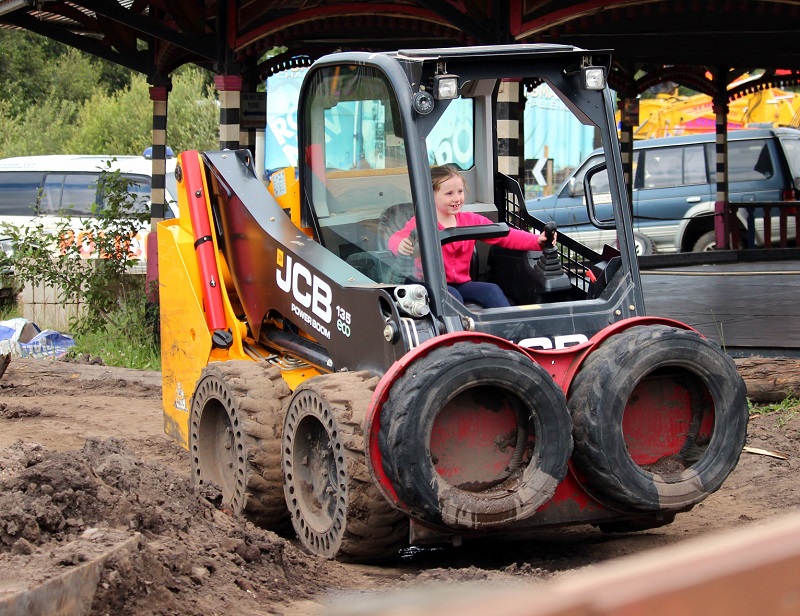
[
  {"xmin": 397, "ymin": 236, "xmax": 415, "ymax": 256},
  {"xmin": 538, "ymin": 229, "xmax": 557, "ymax": 248}
]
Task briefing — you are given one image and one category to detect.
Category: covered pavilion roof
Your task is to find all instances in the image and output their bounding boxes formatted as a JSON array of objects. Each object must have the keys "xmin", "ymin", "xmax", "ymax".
[{"xmin": 2, "ymin": 0, "xmax": 800, "ymax": 92}]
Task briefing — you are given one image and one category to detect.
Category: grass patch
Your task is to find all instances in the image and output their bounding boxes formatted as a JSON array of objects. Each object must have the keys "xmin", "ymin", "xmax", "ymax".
[
  {"xmin": 0, "ymin": 297, "xmax": 22, "ymax": 321},
  {"xmin": 749, "ymin": 396, "xmax": 800, "ymax": 427},
  {"xmin": 69, "ymin": 326, "xmax": 160, "ymax": 370},
  {"xmin": 68, "ymin": 292, "xmax": 160, "ymax": 371}
]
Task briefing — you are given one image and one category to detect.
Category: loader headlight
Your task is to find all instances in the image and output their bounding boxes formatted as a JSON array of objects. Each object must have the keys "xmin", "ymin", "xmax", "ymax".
[
  {"xmin": 433, "ymin": 74, "xmax": 459, "ymax": 100},
  {"xmin": 581, "ymin": 66, "xmax": 606, "ymax": 90}
]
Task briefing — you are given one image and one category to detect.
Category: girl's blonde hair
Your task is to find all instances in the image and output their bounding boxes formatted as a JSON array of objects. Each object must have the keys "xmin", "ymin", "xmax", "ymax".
[{"xmin": 431, "ymin": 164, "xmax": 468, "ymax": 194}]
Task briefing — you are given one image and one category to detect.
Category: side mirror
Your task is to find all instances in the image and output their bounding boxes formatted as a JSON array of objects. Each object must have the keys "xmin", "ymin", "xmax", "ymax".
[
  {"xmin": 568, "ymin": 176, "xmax": 584, "ymax": 197},
  {"xmin": 584, "ymin": 163, "xmax": 616, "ymax": 230}
]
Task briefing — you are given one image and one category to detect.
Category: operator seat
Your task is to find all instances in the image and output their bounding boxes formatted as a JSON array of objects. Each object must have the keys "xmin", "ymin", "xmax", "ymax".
[{"xmin": 587, "ymin": 245, "xmax": 623, "ymax": 299}]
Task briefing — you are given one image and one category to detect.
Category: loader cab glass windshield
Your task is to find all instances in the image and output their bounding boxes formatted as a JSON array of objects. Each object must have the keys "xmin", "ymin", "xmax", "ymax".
[
  {"xmin": 301, "ymin": 65, "xmax": 419, "ymax": 282},
  {"xmin": 300, "ymin": 63, "xmax": 480, "ymax": 286}
]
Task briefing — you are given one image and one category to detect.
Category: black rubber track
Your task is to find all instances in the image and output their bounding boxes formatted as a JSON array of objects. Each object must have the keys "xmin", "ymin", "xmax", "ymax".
[
  {"xmin": 190, "ymin": 360, "xmax": 292, "ymax": 529},
  {"xmin": 282, "ymin": 371, "xmax": 408, "ymax": 562},
  {"xmin": 379, "ymin": 342, "xmax": 573, "ymax": 530},
  {"xmin": 568, "ymin": 325, "xmax": 748, "ymax": 512}
]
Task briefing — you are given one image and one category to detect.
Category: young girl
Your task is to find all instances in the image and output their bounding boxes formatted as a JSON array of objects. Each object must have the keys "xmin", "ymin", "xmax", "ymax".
[{"xmin": 389, "ymin": 165, "xmax": 550, "ymax": 308}]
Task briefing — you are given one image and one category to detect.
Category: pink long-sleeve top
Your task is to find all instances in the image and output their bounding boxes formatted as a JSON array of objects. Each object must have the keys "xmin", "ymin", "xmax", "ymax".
[{"xmin": 388, "ymin": 211, "xmax": 541, "ymax": 284}]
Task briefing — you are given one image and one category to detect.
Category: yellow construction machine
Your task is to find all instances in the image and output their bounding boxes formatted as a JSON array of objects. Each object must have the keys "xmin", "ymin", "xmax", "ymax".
[{"xmin": 158, "ymin": 44, "xmax": 748, "ymax": 561}]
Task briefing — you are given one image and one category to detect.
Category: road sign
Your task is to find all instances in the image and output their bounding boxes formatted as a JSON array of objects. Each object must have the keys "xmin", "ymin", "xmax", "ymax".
[
  {"xmin": 532, "ymin": 157, "xmax": 547, "ymax": 185},
  {"xmin": 241, "ymin": 92, "xmax": 266, "ymax": 129}
]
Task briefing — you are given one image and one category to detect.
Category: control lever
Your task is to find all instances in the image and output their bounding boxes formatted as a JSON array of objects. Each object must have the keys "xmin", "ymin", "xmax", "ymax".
[
  {"xmin": 543, "ymin": 220, "xmax": 557, "ymax": 249},
  {"xmin": 532, "ymin": 221, "xmax": 572, "ymax": 293},
  {"xmin": 387, "ymin": 228, "xmax": 417, "ymax": 284}
]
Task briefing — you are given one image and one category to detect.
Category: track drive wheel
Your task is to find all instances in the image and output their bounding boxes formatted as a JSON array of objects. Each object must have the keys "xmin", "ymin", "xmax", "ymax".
[
  {"xmin": 190, "ymin": 360, "xmax": 291, "ymax": 528},
  {"xmin": 282, "ymin": 372, "xmax": 408, "ymax": 562}
]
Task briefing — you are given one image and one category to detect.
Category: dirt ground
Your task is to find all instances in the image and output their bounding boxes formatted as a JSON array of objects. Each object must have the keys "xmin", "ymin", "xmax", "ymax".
[{"xmin": 0, "ymin": 357, "xmax": 798, "ymax": 616}]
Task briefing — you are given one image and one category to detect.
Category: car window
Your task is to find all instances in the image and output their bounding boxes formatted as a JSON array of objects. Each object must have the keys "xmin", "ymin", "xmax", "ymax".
[
  {"xmin": 779, "ymin": 137, "xmax": 800, "ymax": 182},
  {"xmin": 98, "ymin": 174, "xmax": 152, "ymax": 214},
  {"xmin": 39, "ymin": 173, "xmax": 99, "ymax": 215},
  {"xmin": 36, "ymin": 172, "xmax": 156, "ymax": 217},
  {"xmin": 60, "ymin": 174, "xmax": 99, "ymax": 215},
  {"xmin": 39, "ymin": 174, "xmax": 66, "ymax": 215},
  {"xmin": 563, "ymin": 155, "xmax": 603, "ymax": 196},
  {"xmin": 684, "ymin": 145, "xmax": 707, "ymax": 184},
  {"xmin": 166, "ymin": 171, "xmax": 177, "ymax": 216},
  {"xmin": 0, "ymin": 171, "xmax": 43, "ymax": 216},
  {"xmin": 642, "ymin": 145, "xmax": 706, "ymax": 189},
  {"xmin": 727, "ymin": 139, "xmax": 773, "ymax": 182}
]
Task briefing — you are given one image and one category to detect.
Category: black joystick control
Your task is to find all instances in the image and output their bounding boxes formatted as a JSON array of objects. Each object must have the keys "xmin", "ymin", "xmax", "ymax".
[
  {"xmin": 532, "ymin": 221, "xmax": 572, "ymax": 293},
  {"xmin": 543, "ymin": 220, "xmax": 557, "ymax": 249}
]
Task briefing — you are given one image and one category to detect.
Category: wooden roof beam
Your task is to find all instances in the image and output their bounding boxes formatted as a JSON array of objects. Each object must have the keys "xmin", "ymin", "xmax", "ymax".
[{"xmin": 76, "ymin": 0, "xmax": 216, "ymax": 60}]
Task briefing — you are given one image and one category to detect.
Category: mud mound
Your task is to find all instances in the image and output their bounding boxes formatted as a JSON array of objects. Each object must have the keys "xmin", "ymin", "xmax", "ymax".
[{"xmin": 0, "ymin": 438, "xmax": 346, "ymax": 615}]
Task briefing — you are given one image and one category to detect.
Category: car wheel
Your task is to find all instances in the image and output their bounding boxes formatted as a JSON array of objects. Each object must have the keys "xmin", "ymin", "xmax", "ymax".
[
  {"xmin": 632, "ymin": 233, "xmax": 654, "ymax": 256},
  {"xmin": 616, "ymin": 233, "xmax": 654, "ymax": 256},
  {"xmin": 692, "ymin": 230, "xmax": 745, "ymax": 252},
  {"xmin": 692, "ymin": 230, "xmax": 717, "ymax": 252}
]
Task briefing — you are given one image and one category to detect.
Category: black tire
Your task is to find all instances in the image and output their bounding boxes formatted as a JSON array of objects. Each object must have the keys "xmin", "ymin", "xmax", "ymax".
[
  {"xmin": 282, "ymin": 372, "xmax": 408, "ymax": 561},
  {"xmin": 568, "ymin": 325, "xmax": 748, "ymax": 512},
  {"xmin": 692, "ymin": 229, "xmax": 745, "ymax": 252},
  {"xmin": 692, "ymin": 230, "xmax": 717, "ymax": 252},
  {"xmin": 379, "ymin": 342, "xmax": 573, "ymax": 530},
  {"xmin": 190, "ymin": 360, "xmax": 291, "ymax": 528}
]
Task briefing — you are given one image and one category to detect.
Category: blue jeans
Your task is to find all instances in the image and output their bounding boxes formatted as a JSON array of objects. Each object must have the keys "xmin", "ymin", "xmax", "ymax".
[{"xmin": 448, "ymin": 281, "xmax": 510, "ymax": 308}]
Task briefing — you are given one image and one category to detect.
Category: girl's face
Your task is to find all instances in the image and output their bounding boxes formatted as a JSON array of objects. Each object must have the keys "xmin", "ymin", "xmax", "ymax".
[{"xmin": 434, "ymin": 175, "xmax": 465, "ymax": 219}]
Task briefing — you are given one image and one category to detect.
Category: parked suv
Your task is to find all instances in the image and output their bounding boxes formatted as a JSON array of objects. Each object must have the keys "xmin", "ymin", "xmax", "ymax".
[{"xmin": 526, "ymin": 128, "xmax": 800, "ymax": 253}]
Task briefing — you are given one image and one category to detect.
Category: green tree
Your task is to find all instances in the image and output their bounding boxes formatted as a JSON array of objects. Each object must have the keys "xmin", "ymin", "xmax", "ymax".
[
  {"xmin": 0, "ymin": 30, "xmax": 130, "ymax": 117},
  {"xmin": 0, "ymin": 30, "xmax": 218, "ymax": 158},
  {"xmin": 66, "ymin": 68, "xmax": 220, "ymax": 155},
  {"xmin": 167, "ymin": 66, "xmax": 220, "ymax": 152},
  {"xmin": 0, "ymin": 30, "xmax": 66, "ymax": 117},
  {"xmin": 67, "ymin": 75, "xmax": 152, "ymax": 154},
  {"xmin": 0, "ymin": 98, "xmax": 83, "ymax": 157}
]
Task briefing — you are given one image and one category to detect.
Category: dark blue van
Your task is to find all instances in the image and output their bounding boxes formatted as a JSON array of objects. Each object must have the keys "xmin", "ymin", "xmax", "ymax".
[{"xmin": 526, "ymin": 128, "xmax": 800, "ymax": 253}]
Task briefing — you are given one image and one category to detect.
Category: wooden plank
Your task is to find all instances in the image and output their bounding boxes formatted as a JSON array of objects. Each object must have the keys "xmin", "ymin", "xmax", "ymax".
[
  {"xmin": 641, "ymin": 260, "xmax": 800, "ymax": 353},
  {"xmin": 332, "ymin": 511, "xmax": 800, "ymax": 616}
]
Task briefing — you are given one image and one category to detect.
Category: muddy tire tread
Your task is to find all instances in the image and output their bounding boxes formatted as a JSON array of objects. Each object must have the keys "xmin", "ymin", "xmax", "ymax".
[
  {"xmin": 192, "ymin": 360, "xmax": 291, "ymax": 528},
  {"xmin": 284, "ymin": 372, "xmax": 408, "ymax": 562},
  {"xmin": 379, "ymin": 342, "xmax": 572, "ymax": 529},
  {"xmin": 568, "ymin": 325, "xmax": 748, "ymax": 511}
]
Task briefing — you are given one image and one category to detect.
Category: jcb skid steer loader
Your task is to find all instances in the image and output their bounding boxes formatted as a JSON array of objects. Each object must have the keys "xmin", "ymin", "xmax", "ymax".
[{"xmin": 158, "ymin": 44, "xmax": 748, "ymax": 561}]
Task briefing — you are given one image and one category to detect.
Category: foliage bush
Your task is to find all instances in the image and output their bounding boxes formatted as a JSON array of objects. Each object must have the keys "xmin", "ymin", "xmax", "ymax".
[
  {"xmin": 66, "ymin": 77, "xmax": 154, "ymax": 155},
  {"xmin": 67, "ymin": 284, "xmax": 161, "ymax": 370}
]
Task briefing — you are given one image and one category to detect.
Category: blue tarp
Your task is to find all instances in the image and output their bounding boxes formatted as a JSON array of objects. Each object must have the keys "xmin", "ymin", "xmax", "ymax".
[{"xmin": 0, "ymin": 318, "xmax": 75, "ymax": 359}]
